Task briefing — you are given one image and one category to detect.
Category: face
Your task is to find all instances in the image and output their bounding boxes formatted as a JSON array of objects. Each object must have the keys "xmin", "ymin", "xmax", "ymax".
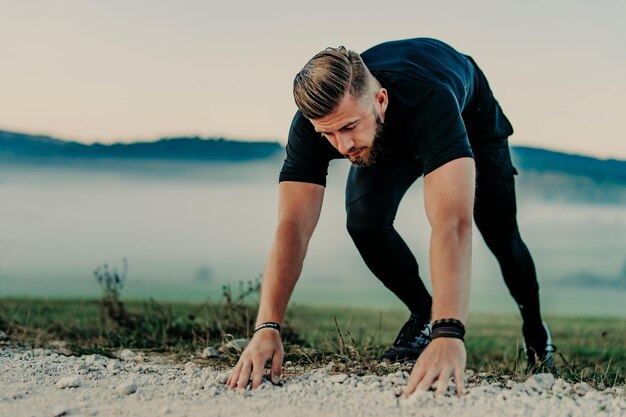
[{"xmin": 309, "ymin": 87, "xmax": 388, "ymax": 167}]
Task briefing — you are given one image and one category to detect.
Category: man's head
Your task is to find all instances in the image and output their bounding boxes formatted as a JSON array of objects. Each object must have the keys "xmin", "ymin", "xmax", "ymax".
[{"xmin": 293, "ymin": 46, "xmax": 389, "ymax": 167}]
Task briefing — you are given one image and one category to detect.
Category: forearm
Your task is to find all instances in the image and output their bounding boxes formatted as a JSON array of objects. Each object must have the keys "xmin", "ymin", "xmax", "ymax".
[
  {"xmin": 255, "ymin": 221, "xmax": 311, "ymax": 326},
  {"xmin": 429, "ymin": 223, "xmax": 472, "ymax": 323}
]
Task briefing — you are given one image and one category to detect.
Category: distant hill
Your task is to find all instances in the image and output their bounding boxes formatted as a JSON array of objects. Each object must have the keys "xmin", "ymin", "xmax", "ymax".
[
  {"xmin": 510, "ymin": 146, "xmax": 626, "ymax": 184},
  {"xmin": 1, "ymin": 129, "xmax": 625, "ymax": 184},
  {"xmin": 0, "ymin": 130, "xmax": 282, "ymax": 162},
  {"xmin": 557, "ymin": 259, "xmax": 626, "ymax": 290}
]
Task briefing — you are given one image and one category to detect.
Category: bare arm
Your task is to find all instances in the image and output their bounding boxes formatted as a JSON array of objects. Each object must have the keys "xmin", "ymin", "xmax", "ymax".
[
  {"xmin": 424, "ymin": 157, "xmax": 475, "ymax": 322},
  {"xmin": 404, "ymin": 157, "xmax": 475, "ymax": 396},
  {"xmin": 227, "ymin": 181, "xmax": 324, "ymax": 389},
  {"xmin": 256, "ymin": 181, "xmax": 325, "ymax": 325}
]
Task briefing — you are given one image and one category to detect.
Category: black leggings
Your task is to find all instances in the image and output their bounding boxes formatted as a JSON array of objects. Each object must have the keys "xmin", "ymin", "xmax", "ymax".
[{"xmin": 345, "ymin": 138, "xmax": 540, "ymax": 320}]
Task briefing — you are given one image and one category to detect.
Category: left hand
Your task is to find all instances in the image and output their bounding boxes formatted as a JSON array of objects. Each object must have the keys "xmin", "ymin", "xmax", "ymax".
[{"xmin": 402, "ymin": 337, "xmax": 466, "ymax": 397}]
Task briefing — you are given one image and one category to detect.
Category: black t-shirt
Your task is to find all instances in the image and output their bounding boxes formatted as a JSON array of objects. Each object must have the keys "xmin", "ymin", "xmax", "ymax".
[{"xmin": 279, "ymin": 38, "xmax": 514, "ymax": 187}]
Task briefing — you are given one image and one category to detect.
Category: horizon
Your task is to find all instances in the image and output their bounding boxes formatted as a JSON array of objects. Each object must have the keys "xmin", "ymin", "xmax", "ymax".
[
  {"xmin": 3, "ymin": 128, "xmax": 626, "ymax": 162},
  {"xmin": 1, "ymin": 1, "xmax": 625, "ymax": 159}
]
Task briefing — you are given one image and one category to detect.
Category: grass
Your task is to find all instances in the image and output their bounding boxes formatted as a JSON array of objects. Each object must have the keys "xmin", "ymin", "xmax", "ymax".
[{"xmin": 0, "ymin": 296, "xmax": 624, "ymax": 389}]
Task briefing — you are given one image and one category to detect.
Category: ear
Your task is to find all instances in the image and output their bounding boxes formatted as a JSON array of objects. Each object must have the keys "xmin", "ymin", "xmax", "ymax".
[{"xmin": 375, "ymin": 88, "xmax": 388, "ymax": 120}]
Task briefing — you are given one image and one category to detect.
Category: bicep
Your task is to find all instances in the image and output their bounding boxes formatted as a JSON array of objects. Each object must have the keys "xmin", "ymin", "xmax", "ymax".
[
  {"xmin": 277, "ymin": 181, "xmax": 325, "ymax": 237},
  {"xmin": 423, "ymin": 157, "xmax": 475, "ymax": 228}
]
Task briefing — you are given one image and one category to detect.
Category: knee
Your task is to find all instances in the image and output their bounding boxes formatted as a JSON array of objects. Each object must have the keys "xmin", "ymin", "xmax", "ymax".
[{"xmin": 480, "ymin": 223, "xmax": 523, "ymax": 255}]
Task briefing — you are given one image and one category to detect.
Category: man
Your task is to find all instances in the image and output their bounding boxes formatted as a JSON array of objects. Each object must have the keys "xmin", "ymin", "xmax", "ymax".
[{"xmin": 226, "ymin": 37, "xmax": 554, "ymax": 396}]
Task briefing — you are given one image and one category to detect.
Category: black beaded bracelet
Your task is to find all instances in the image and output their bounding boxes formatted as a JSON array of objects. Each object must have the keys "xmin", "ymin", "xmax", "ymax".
[
  {"xmin": 432, "ymin": 318, "xmax": 465, "ymax": 329},
  {"xmin": 430, "ymin": 318, "xmax": 465, "ymax": 341},
  {"xmin": 254, "ymin": 322, "xmax": 282, "ymax": 333}
]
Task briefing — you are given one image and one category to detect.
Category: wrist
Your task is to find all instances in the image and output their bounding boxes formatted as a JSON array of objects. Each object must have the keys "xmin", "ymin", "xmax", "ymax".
[
  {"xmin": 254, "ymin": 321, "xmax": 282, "ymax": 334},
  {"xmin": 430, "ymin": 318, "xmax": 465, "ymax": 342}
]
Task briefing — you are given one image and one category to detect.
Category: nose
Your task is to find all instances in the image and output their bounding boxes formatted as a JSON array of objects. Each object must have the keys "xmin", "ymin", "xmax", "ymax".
[{"xmin": 336, "ymin": 133, "xmax": 355, "ymax": 155}]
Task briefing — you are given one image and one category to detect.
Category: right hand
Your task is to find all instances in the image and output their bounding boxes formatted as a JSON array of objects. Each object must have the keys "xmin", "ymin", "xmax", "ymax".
[{"xmin": 225, "ymin": 329, "xmax": 284, "ymax": 389}]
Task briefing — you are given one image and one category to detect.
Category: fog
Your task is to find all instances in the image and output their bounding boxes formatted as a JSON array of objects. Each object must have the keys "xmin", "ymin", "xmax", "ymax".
[{"xmin": 1, "ymin": 158, "xmax": 625, "ymax": 317}]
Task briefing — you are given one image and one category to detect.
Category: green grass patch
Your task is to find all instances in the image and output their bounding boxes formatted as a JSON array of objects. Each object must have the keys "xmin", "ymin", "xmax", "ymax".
[{"xmin": 1, "ymin": 297, "xmax": 624, "ymax": 389}]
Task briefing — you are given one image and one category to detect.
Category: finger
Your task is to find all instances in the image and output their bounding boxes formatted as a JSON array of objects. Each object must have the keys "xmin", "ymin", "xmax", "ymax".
[
  {"xmin": 454, "ymin": 367, "xmax": 465, "ymax": 397},
  {"xmin": 435, "ymin": 367, "xmax": 451, "ymax": 396},
  {"xmin": 236, "ymin": 361, "xmax": 252, "ymax": 389},
  {"xmin": 271, "ymin": 348, "xmax": 284, "ymax": 384},
  {"xmin": 250, "ymin": 358, "xmax": 266, "ymax": 389},
  {"xmin": 226, "ymin": 362, "xmax": 242, "ymax": 388},
  {"xmin": 415, "ymin": 370, "xmax": 439, "ymax": 393},
  {"xmin": 402, "ymin": 364, "xmax": 426, "ymax": 397}
]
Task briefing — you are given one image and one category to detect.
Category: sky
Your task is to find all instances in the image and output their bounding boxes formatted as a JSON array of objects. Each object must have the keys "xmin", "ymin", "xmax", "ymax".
[{"xmin": 1, "ymin": 0, "xmax": 625, "ymax": 159}]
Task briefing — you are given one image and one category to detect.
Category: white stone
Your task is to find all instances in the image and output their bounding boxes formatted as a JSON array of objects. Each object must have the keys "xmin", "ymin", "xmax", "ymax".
[
  {"xmin": 201, "ymin": 368, "xmax": 216, "ymax": 380},
  {"xmin": 201, "ymin": 347, "xmax": 219, "ymax": 358},
  {"xmin": 0, "ymin": 330, "xmax": 7, "ymax": 341},
  {"xmin": 329, "ymin": 373, "xmax": 348, "ymax": 384},
  {"xmin": 119, "ymin": 349, "xmax": 135, "ymax": 361},
  {"xmin": 215, "ymin": 372, "xmax": 229, "ymax": 384},
  {"xmin": 51, "ymin": 404, "xmax": 70, "ymax": 417},
  {"xmin": 224, "ymin": 339, "xmax": 249, "ymax": 351},
  {"xmin": 75, "ymin": 363, "xmax": 90, "ymax": 374},
  {"xmin": 574, "ymin": 382, "xmax": 591, "ymax": 396},
  {"xmin": 107, "ymin": 360, "xmax": 123, "ymax": 372},
  {"xmin": 55, "ymin": 375, "xmax": 81, "ymax": 389},
  {"xmin": 525, "ymin": 373, "xmax": 556, "ymax": 393},
  {"xmin": 313, "ymin": 368, "xmax": 328, "ymax": 378},
  {"xmin": 116, "ymin": 381, "xmax": 137, "ymax": 395},
  {"xmin": 401, "ymin": 390, "xmax": 430, "ymax": 406},
  {"xmin": 84, "ymin": 354, "xmax": 97, "ymax": 365},
  {"xmin": 552, "ymin": 379, "xmax": 568, "ymax": 394}
]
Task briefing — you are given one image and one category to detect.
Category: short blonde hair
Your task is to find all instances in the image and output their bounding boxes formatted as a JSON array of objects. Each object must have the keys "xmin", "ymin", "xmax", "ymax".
[{"xmin": 293, "ymin": 46, "xmax": 371, "ymax": 119}]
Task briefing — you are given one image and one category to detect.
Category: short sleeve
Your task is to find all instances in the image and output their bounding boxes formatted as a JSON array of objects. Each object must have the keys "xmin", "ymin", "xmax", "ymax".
[
  {"xmin": 414, "ymin": 87, "xmax": 474, "ymax": 176},
  {"xmin": 278, "ymin": 111, "xmax": 340, "ymax": 187}
]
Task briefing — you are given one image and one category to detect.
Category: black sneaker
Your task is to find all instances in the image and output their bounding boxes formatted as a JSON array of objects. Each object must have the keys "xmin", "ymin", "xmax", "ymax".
[
  {"xmin": 382, "ymin": 314, "xmax": 431, "ymax": 362},
  {"xmin": 524, "ymin": 321, "xmax": 556, "ymax": 370}
]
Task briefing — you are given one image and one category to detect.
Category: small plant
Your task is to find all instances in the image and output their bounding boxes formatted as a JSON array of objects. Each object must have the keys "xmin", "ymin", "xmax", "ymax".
[{"xmin": 94, "ymin": 258, "xmax": 134, "ymax": 330}]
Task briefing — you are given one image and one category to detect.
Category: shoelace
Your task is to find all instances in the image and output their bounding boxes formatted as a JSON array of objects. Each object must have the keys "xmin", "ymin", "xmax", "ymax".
[{"xmin": 393, "ymin": 317, "xmax": 431, "ymax": 347}]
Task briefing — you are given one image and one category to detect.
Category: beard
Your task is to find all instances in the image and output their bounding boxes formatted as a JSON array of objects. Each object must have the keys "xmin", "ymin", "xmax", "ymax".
[{"xmin": 347, "ymin": 112, "xmax": 386, "ymax": 167}]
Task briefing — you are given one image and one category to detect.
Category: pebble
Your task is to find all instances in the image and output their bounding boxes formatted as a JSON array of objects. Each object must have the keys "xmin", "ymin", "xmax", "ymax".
[
  {"xmin": 84, "ymin": 355, "xmax": 98, "ymax": 365},
  {"xmin": 525, "ymin": 373, "xmax": 556, "ymax": 393},
  {"xmin": 574, "ymin": 382, "xmax": 590, "ymax": 396},
  {"xmin": 119, "ymin": 349, "xmax": 136, "ymax": 361},
  {"xmin": 201, "ymin": 347, "xmax": 219, "ymax": 358},
  {"xmin": 0, "ymin": 330, "xmax": 7, "ymax": 341},
  {"xmin": 107, "ymin": 360, "xmax": 123, "ymax": 372},
  {"xmin": 215, "ymin": 372, "xmax": 229, "ymax": 384},
  {"xmin": 224, "ymin": 339, "xmax": 249, "ymax": 351},
  {"xmin": 329, "ymin": 373, "xmax": 348, "ymax": 384},
  {"xmin": 55, "ymin": 375, "xmax": 81, "ymax": 389},
  {"xmin": 51, "ymin": 404, "xmax": 70, "ymax": 417},
  {"xmin": 116, "ymin": 381, "xmax": 138, "ymax": 395},
  {"xmin": 75, "ymin": 363, "xmax": 91, "ymax": 375},
  {"xmin": 552, "ymin": 378, "xmax": 568, "ymax": 394}
]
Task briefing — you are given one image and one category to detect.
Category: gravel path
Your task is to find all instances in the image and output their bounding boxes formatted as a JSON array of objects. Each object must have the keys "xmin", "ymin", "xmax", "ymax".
[{"xmin": 1, "ymin": 347, "xmax": 625, "ymax": 417}]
